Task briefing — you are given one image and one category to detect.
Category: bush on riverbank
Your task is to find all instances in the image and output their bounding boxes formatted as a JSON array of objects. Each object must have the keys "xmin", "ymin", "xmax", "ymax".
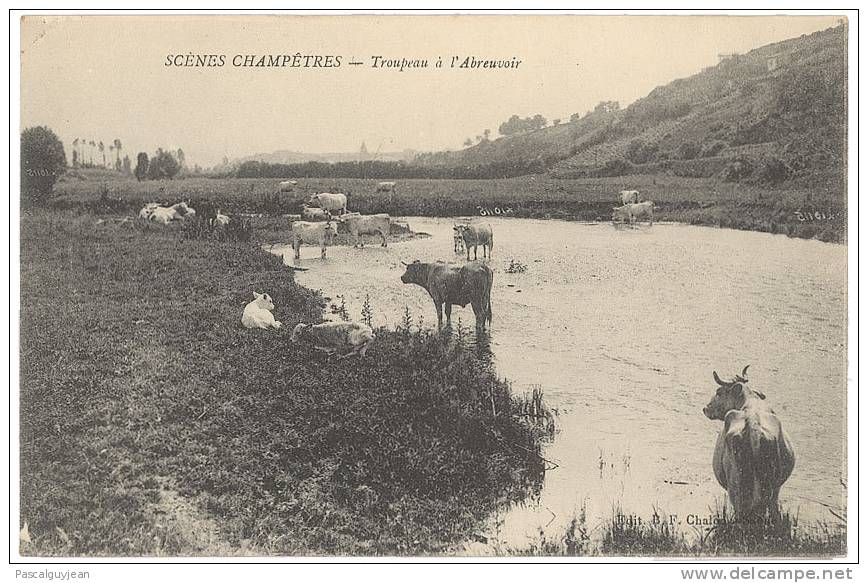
[{"xmin": 19, "ymin": 208, "xmax": 546, "ymax": 556}]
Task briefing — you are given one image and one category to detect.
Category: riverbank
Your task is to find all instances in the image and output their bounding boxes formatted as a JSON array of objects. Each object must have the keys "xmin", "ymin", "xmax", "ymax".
[
  {"xmin": 19, "ymin": 207, "xmax": 547, "ymax": 556},
  {"xmin": 51, "ymin": 172, "xmax": 846, "ymax": 243}
]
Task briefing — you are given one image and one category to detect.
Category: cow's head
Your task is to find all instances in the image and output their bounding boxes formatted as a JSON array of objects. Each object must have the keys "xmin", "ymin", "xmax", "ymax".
[
  {"xmin": 703, "ymin": 365, "xmax": 766, "ymax": 420},
  {"xmin": 400, "ymin": 260, "xmax": 427, "ymax": 285},
  {"xmin": 453, "ymin": 224, "xmax": 469, "ymax": 235},
  {"xmin": 324, "ymin": 220, "xmax": 339, "ymax": 238},
  {"xmin": 290, "ymin": 323, "xmax": 312, "ymax": 343},
  {"xmin": 252, "ymin": 291, "xmax": 275, "ymax": 311}
]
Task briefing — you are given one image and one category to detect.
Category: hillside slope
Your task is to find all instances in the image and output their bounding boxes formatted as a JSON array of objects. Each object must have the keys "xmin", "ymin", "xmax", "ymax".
[{"xmin": 423, "ymin": 24, "xmax": 847, "ymax": 191}]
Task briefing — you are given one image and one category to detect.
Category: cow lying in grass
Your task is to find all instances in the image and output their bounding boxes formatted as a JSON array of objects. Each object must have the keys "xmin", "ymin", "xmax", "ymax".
[
  {"xmin": 241, "ymin": 292, "xmax": 282, "ymax": 329},
  {"xmin": 291, "ymin": 321, "xmax": 375, "ymax": 358}
]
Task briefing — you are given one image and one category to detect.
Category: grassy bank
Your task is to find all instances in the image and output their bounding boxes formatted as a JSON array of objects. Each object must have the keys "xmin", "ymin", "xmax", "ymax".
[
  {"xmin": 19, "ymin": 208, "xmax": 547, "ymax": 556},
  {"xmin": 52, "ymin": 171, "xmax": 846, "ymax": 243}
]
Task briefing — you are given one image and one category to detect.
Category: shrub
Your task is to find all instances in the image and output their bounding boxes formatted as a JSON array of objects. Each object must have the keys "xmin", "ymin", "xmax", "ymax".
[
  {"xmin": 757, "ymin": 157, "xmax": 791, "ymax": 185},
  {"xmin": 594, "ymin": 158, "xmax": 633, "ymax": 177},
  {"xmin": 721, "ymin": 158, "xmax": 754, "ymax": 182},
  {"xmin": 700, "ymin": 140, "xmax": 727, "ymax": 158},
  {"xmin": 21, "ymin": 126, "xmax": 67, "ymax": 205}
]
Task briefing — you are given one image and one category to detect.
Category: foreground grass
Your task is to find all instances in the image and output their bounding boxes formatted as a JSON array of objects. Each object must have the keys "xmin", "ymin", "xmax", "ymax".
[
  {"xmin": 53, "ymin": 171, "xmax": 846, "ymax": 243},
  {"xmin": 19, "ymin": 208, "xmax": 546, "ymax": 556}
]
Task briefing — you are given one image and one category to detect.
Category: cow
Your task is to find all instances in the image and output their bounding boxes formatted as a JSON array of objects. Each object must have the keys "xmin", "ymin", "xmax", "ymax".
[
  {"xmin": 279, "ymin": 180, "xmax": 297, "ymax": 192},
  {"xmin": 703, "ymin": 365, "xmax": 796, "ymax": 520},
  {"xmin": 171, "ymin": 201, "xmax": 196, "ymax": 217},
  {"xmin": 302, "ymin": 206, "xmax": 330, "ymax": 221},
  {"xmin": 290, "ymin": 220, "xmax": 338, "ymax": 259},
  {"xmin": 138, "ymin": 202, "xmax": 160, "ymax": 220},
  {"xmin": 338, "ymin": 213, "xmax": 390, "ymax": 247},
  {"xmin": 611, "ymin": 204, "xmax": 632, "ymax": 225},
  {"xmin": 376, "ymin": 181, "xmax": 397, "ymax": 193},
  {"xmin": 627, "ymin": 201, "xmax": 654, "ymax": 226},
  {"xmin": 148, "ymin": 206, "xmax": 181, "ymax": 224},
  {"xmin": 454, "ymin": 222, "xmax": 494, "ymax": 261},
  {"xmin": 400, "ymin": 260, "xmax": 493, "ymax": 328},
  {"xmin": 453, "ymin": 231, "xmax": 466, "ymax": 254},
  {"xmin": 308, "ymin": 192, "xmax": 348, "ymax": 216},
  {"xmin": 241, "ymin": 292, "xmax": 282, "ymax": 329},
  {"xmin": 619, "ymin": 190, "xmax": 641, "ymax": 205},
  {"xmin": 291, "ymin": 321, "xmax": 375, "ymax": 358},
  {"xmin": 214, "ymin": 210, "xmax": 230, "ymax": 226}
]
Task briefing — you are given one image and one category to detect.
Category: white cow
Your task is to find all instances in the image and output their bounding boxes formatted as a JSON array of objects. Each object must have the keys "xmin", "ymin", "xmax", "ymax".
[
  {"xmin": 302, "ymin": 206, "xmax": 330, "ymax": 221},
  {"xmin": 241, "ymin": 292, "xmax": 282, "ymax": 329},
  {"xmin": 376, "ymin": 181, "xmax": 397, "ymax": 193},
  {"xmin": 279, "ymin": 181, "xmax": 297, "ymax": 192},
  {"xmin": 338, "ymin": 213, "xmax": 390, "ymax": 247},
  {"xmin": 627, "ymin": 201, "xmax": 654, "ymax": 226},
  {"xmin": 172, "ymin": 201, "xmax": 196, "ymax": 217},
  {"xmin": 619, "ymin": 190, "xmax": 641, "ymax": 205},
  {"xmin": 290, "ymin": 220, "xmax": 338, "ymax": 259},
  {"xmin": 148, "ymin": 206, "xmax": 181, "ymax": 224},
  {"xmin": 308, "ymin": 192, "xmax": 348, "ymax": 215},
  {"xmin": 138, "ymin": 202, "xmax": 160, "ymax": 220},
  {"xmin": 214, "ymin": 210, "xmax": 230, "ymax": 226},
  {"xmin": 291, "ymin": 321, "xmax": 375, "ymax": 358}
]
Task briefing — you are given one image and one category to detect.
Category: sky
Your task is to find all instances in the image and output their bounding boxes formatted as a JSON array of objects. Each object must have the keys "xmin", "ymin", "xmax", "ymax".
[{"xmin": 20, "ymin": 14, "xmax": 844, "ymax": 167}]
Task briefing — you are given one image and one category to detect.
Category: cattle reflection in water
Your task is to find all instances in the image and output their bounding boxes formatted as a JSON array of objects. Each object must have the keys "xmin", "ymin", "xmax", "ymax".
[{"xmin": 399, "ymin": 259, "xmax": 493, "ymax": 329}]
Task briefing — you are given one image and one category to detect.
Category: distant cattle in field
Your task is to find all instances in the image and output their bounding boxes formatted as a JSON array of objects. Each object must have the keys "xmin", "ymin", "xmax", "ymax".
[
  {"xmin": 214, "ymin": 210, "xmax": 230, "ymax": 226},
  {"xmin": 400, "ymin": 260, "xmax": 493, "ymax": 328},
  {"xmin": 703, "ymin": 366, "xmax": 795, "ymax": 519},
  {"xmin": 138, "ymin": 202, "xmax": 160, "ymax": 220},
  {"xmin": 302, "ymin": 206, "xmax": 330, "ymax": 221},
  {"xmin": 376, "ymin": 181, "xmax": 397, "ymax": 193},
  {"xmin": 291, "ymin": 321, "xmax": 375, "ymax": 358},
  {"xmin": 309, "ymin": 192, "xmax": 348, "ymax": 215},
  {"xmin": 338, "ymin": 213, "xmax": 390, "ymax": 247},
  {"xmin": 290, "ymin": 220, "xmax": 338, "ymax": 259},
  {"xmin": 148, "ymin": 206, "xmax": 180, "ymax": 224},
  {"xmin": 612, "ymin": 201, "xmax": 654, "ymax": 227},
  {"xmin": 454, "ymin": 222, "xmax": 494, "ymax": 261},
  {"xmin": 619, "ymin": 190, "xmax": 641, "ymax": 205},
  {"xmin": 241, "ymin": 292, "xmax": 282, "ymax": 329},
  {"xmin": 279, "ymin": 180, "xmax": 298, "ymax": 192}
]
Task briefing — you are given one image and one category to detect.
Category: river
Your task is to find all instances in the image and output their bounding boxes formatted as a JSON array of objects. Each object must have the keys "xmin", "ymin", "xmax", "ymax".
[{"xmin": 270, "ymin": 217, "xmax": 848, "ymax": 551}]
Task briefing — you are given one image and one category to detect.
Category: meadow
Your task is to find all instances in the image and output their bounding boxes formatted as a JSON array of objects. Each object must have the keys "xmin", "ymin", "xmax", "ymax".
[
  {"xmin": 52, "ymin": 170, "xmax": 846, "ymax": 243},
  {"xmin": 19, "ymin": 208, "xmax": 549, "ymax": 556}
]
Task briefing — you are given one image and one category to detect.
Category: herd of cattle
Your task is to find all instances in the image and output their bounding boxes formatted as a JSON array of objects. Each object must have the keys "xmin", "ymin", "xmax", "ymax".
[{"xmin": 136, "ymin": 183, "xmax": 793, "ymax": 522}]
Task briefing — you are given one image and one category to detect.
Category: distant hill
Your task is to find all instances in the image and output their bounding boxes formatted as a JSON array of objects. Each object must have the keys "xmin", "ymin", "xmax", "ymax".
[
  {"xmin": 419, "ymin": 24, "xmax": 847, "ymax": 189},
  {"xmin": 215, "ymin": 148, "xmax": 419, "ymax": 173}
]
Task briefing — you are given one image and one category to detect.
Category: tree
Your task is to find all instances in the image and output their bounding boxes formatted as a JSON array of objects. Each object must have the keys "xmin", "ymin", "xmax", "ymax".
[
  {"xmin": 147, "ymin": 148, "xmax": 181, "ymax": 180},
  {"xmin": 570, "ymin": 112, "xmax": 581, "ymax": 123},
  {"xmin": 134, "ymin": 152, "xmax": 149, "ymax": 181},
  {"xmin": 122, "ymin": 155, "xmax": 132, "ymax": 175},
  {"xmin": 483, "ymin": 129, "xmax": 491, "ymax": 141},
  {"xmin": 177, "ymin": 148, "xmax": 186, "ymax": 169},
  {"xmin": 72, "ymin": 138, "xmax": 80, "ymax": 167},
  {"xmin": 113, "ymin": 139, "xmax": 122, "ymax": 169},
  {"xmin": 552, "ymin": 119, "xmax": 561, "ymax": 126},
  {"xmin": 21, "ymin": 126, "xmax": 66, "ymax": 205},
  {"xmin": 463, "ymin": 138, "xmax": 473, "ymax": 148},
  {"xmin": 99, "ymin": 141, "xmax": 105, "ymax": 167}
]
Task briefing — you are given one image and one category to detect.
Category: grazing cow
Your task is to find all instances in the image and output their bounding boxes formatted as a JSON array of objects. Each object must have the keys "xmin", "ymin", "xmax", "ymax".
[
  {"xmin": 172, "ymin": 201, "xmax": 196, "ymax": 217},
  {"xmin": 241, "ymin": 292, "xmax": 282, "ymax": 329},
  {"xmin": 400, "ymin": 260, "xmax": 493, "ymax": 328},
  {"xmin": 627, "ymin": 201, "xmax": 654, "ymax": 226},
  {"xmin": 619, "ymin": 190, "xmax": 641, "ymax": 205},
  {"xmin": 279, "ymin": 180, "xmax": 297, "ymax": 192},
  {"xmin": 138, "ymin": 202, "xmax": 160, "ymax": 220},
  {"xmin": 291, "ymin": 321, "xmax": 375, "ymax": 358},
  {"xmin": 308, "ymin": 192, "xmax": 348, "ymax": 215},
  {"xmin": 376, "ymin": 181, "xmax": 397, "ymax": 193},
  {"xmin": 302, "ymin": 206, "xmax": 330, "ymax": 221},
  {"xmin": 290, "ymin": 220, "xmax": 338, "ymax": 259},
  {"xmin": 454, "ymin": 222, "xmax": 494, "ymax": 261},
  {"xmin": 338, "ymin": 213, "xmax": 390, "ymax": 247},
  {"xmin": 703, "ymin": 366, "xmax": 795, "ymax": 519}
]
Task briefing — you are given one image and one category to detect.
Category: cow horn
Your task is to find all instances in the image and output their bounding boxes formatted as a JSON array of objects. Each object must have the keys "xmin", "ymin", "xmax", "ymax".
[
  {"xmin": 741, "ymin": 364, "xmax": 750, "ymax": 378},
  {"xmin": 400, "ymin": 260, "xmax": 408, "ymax": 266},
  {"xmin": 713, "ymin": 371, "xmax": 726, "ymax": 386}
]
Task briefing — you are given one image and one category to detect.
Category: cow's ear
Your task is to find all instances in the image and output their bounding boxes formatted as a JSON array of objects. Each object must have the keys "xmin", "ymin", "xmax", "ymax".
[
  {"xmin": 755, "ymin": 390, "xmax": 767, "ymax": 400},
  {"xmin": 253, "ymin": 292, "xmax": 261, "ymax": 299}
]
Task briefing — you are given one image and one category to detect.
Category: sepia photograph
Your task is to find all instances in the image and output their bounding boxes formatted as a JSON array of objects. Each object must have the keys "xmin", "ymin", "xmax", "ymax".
[{"xmin": 12, "ymin": 9, "xmax": 855, "ymax": 565}]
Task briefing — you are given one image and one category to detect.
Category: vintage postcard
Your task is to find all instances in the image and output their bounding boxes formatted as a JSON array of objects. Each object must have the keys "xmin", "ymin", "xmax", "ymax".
[{"xmin": 13, "ymin": 11, "xmax": 854, "ymax": 564}]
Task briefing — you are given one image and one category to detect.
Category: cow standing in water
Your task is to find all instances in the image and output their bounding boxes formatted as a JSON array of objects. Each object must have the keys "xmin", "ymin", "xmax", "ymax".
[
  {"xmin": 454, "ymin": 222, "xmax": 494, "ymax": 261},
  {"xmin": 400, "ymin": 260, "xmax": 493, "ymax": 328},
  {"xmin": 703, "ymin": 366, "xmax": 796, "ymax": 519}
]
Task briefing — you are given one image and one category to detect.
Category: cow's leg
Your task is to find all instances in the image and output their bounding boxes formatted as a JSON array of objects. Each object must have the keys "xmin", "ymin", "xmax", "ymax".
[
  {"xmin": 434, "ymin": 300, "xmax": 444, "ymax": 328},
  {"xmin": 321, "ymin": 241, "xmax": 327, "ymax": 259},
  {"xmin": 444, "ymin": 303, "xmax": 452, "ymax": 326},
  {"xmin": 294, "ymin": 239, "xmax": 301, "ymax": 259},
  {"xmin": 466, "ymin": 246, "xmax": 471, "ymax": 261},
  {"xmin": 380, "ymin": 229, "xmax": 388, "ymax": 247},
  {"xmin": 473, "ymin": 246, "xmax": 478, "ymax": 260}
]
